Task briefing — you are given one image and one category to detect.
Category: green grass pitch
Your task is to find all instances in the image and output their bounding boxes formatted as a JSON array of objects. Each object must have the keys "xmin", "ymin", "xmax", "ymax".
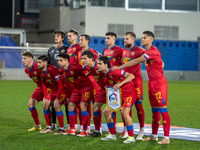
[{"xmin": 0, "ymin": 80, "xmax": 200, "ymax": 150}]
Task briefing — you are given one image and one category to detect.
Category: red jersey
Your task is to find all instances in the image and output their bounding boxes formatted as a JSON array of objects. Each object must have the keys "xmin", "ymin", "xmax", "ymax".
[
  {"xmin": 24, "ymin": 62, "xmax": 42, "ymax": 87},
  {"xmin": 40, "ymin": 64, "xmax": 63, "ymax": 99},
  {"xmin": 85, "ymin": 61, "xmax": 108, "ymax": 90},
  {"xmin": 142, "ymin": 46, "xmax": 164, "ymax": 80},
  {"xmin": 121, "ymin": 46, "xmax": 145, "ymax": 77},
  {"xmin": 78, "ymin": 48, "xmax": 98, "ymax": 65},
  {"xmin": 103, "ymin": 46, "xmax": 123, "ymax": 66},
  {"xmin": 67, "ymin": 44, "xmax": 82, "ymax": 65},
  {"xmin": 106, "ymin": 68, "xmax": 134, "ymax": 91},
  {"xmin": 60, "ymin": 64, "xmax": 92, "ymax": 89}
]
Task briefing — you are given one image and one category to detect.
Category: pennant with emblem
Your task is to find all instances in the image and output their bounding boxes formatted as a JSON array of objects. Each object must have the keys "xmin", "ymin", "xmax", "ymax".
[{"xmin": 106, "ymin": 86, "xmax": 122, "ymax": 111}]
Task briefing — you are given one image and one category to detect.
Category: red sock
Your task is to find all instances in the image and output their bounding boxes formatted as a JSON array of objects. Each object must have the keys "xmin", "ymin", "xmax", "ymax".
[
  {"xmin": 135, "ymin": 102, "xmax": 145, "ymax": 128},
  {"xmin": 56, "ymin": 111, "xmax": 64, "ymax": 128},
  {"xmin": 112, "ymin": 112, "xmax": 116, "ymax": 126},
  {"xmin": 43, "ymin": 109, "xmax": 51, "ymax": 126},
  {"xmin": 87, "ymin": 102, "xmax": 91, "ymax": 127},
  {"xmin": 29, "ymin": 107, "xmax": 40, "ymax": 125},
  {"xmin": 126, "ymin": 125, "xmax": 134, "ymax": 137},
  {"xmin": 93, "ymin": 111, "xmax": 101, "ymax": 130},
  {"xmin": 99, "ymin": 109, "xmax": 102, "ymax": 128},
  {"xmin": 81, "ymin": 111, "xmax": 89, "ymax": 131},
  {"xmin": 152, "ymin": 108, "xmax": 161, "ymax": 135},
  {"xmin": 107, "ymin": 123, "xmax": 116, "ymax": 135},
  {"xmin": 69, "ymin": 110, "xmax": 76, "ymax": 130},
  {"xmin": 160, "ymin": 108, "xmax": 170, "ymax": 137},
  {"xmin": 75, "ymin": 107, "xmax": 78, "ymax": 125}
]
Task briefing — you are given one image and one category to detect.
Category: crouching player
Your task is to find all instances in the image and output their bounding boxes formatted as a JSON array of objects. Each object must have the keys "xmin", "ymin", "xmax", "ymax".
[
  {"xmin": 58, "ymin": 53, "xmax": 93, "ymax": 137},
  {"xmin": 81, "ymin": 50, "xmax": 109, "ymax": 137},
  {"xmin": 22, "ymin": 52, "xmax": 43, "ymax": 131},
  {"xmin": 37, "ymin": 55, "xmax": 73, "ymax": 134},
  {"xmin": 98, "ymin": 56, "xmax": 138, "ymax": 143}
]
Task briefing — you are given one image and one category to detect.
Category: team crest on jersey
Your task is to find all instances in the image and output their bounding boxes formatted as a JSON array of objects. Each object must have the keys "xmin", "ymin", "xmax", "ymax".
[
  {"xmin": 47, "ymin": 74, "xmax": 50, "ymax": 77},
  {"xmin": 109, "ymin": 76, "xmax": 113, "ymax": 79},
  {"xmin": 61, "ymin": 49, "xmax": 65, "ymax": 53},
  {"xmin": 110, "ymin": 51, "xmax": 114, "ymax": 54},
  {"xmin": 34, "ymin": 71, "xmax": 37, "ymax": 75},
  {"xmin": 131, "ymin": 52, "xmax": 135, "ymax": 56},
  {"xmin": 70, "ymin": 71, "xmax": 74, "ymax": 75},
  {"xmin": 96, "ymin": 70, "xmax": 99, "ymax": 74},
  {"xmin": 73, "ymin": 48, "xmax": 76, "ymax": 52}
]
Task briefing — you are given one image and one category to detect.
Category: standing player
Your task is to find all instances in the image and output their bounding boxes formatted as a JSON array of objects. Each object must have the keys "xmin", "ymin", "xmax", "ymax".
[
  {"xmin": 121, "ymin": 32, "xmax": 145, "ymax": 140},
  {"xmin": 37, "ymin": 55, "xmax": 72, "ymax": 134},
  {"xmin": 103, "ymin": 32, "xmax": 123, "ymax": 130},
  {"xmin": 22, "ymin": 52, "xmax": 43, "ymax": 131},
  {"xmin": 48, "ymin": 30, "xmax": 69, "ymax": 130},
  {"xmin": 67, "ymin": 29, "xmax": 82, "ymax": 65},
  {"xmin": 58, "ymin": 53, "xmax": 93, "ymax": 137},
  {"xmin": 97, "ymin": 56, "xmax": 137, "ymax": 143},
  {"xmin": 112, "ymin": 31, "xmax": 171, "ymax": 144}
]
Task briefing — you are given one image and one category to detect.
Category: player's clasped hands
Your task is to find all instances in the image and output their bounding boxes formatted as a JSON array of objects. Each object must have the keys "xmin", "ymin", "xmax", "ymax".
[{"xmin": 113, "ymin": 83, "xmax": 122, "ymax": 91}]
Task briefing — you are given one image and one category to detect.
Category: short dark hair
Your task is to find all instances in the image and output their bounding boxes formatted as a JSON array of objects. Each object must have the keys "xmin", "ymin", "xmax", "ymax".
[
  {"xmin": 21, "ymin": 52, "xmax": 33, "ymax": 58},
  {"xmin": 68, "ymin": 29, "xmax": 78, "ymax": 36},
  {"xmin": 37, "ymin": 55, "xmax": 48, "ymax": 62},
  {"xmin": 125, "ymin": 32, "xmax": 136, "ymax": 39},
  {"xmin": 105, "ymin": 32, "xmax": 117, "ymax": 38},
  {"xmin": 98, "ymin": 56, "xmax": 111, "ymax": 68},
  {"xmin": 143, "ymin": 31, "xmax": 154, "ymax": 39},
  {"xmin": 82, "ymin": 50, "xmax": 94, "ymax": 61},
  {"xmin": 58, "ymin": 53, "xmax": 70, "ymax": 62},
  {"xmin": 80, "ymin": 34, "xmax": 90, "ymax": 43},
  {"xmin": 54, "ymin": 30, "xmax": 66, "ymax": 41}
]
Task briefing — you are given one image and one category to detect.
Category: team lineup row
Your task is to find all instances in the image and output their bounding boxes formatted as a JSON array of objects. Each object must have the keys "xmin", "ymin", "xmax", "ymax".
[{"xmin": 22, "ymin": 29, "xmax": 170, "ymax": 144}]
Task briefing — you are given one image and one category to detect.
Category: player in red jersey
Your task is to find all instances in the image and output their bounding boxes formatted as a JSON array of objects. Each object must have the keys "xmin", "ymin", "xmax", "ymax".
[
  {"xmin": 22, "ymin": 52, "xmax": 43, "ymax": 131},
  {"xmin": 103, "ymin": 32, "xmax": 123, "ymax": 66},
  {"xmin": 81, "ymin": 50, "xmax": 110, "ymax": 137},
  {"xmin": 120, "ymin": 32, "xmax": 146, "ymax": 140},
  {"xmin": 37, "ymin": 55, "xmax": 72, "ymax": 134},
  {"xmin": 67, "ymin": 29, "xmax": 82, "ymax": 65},
  {"xmin": 112, "ymin": 31, "xmax": 171, "ymax": 144},
  {"xmin": 103, "ymin": 32, "xmax": 123, "ymax": 132},
  {"xmin": 57, "ymin": 53, "xmax": 93, "ymax": 137},
  {"xmin": 97, "ymin": 56, "xmax": 137, "ymax": 143},
  {"xmin": 78, "ymin": 34, "xmax": 100, "ymax": 133}
]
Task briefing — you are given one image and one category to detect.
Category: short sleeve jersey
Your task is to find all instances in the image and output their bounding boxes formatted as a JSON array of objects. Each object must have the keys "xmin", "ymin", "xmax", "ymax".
[
  {"xmin": 67, "ymin": 44, "xmax": 82, "ymax": 65},
  {"xmin": 103, "ymin": 46, "xmax": 123, "ymax": 66},
  {"xmin": 40, "ymin": 64, "xmax": 62, "ymax": 90},
  {"xmin": 48, "ymin": 45, "xmax": 68, "ymax": 69},
  {"xmin": 142, "ymin": 46, "xmax": 163, "ymax": 80},
  {"xmin": 78, "ymin": 48, "xmax": 98, "ymax": 65},
  {"xmin": 24, "ymin": 62, "xmax": 42, "ymax": 87},
  {"xmin": 85, "ymin": 61, "xmax": 108, "ymax": 90},
  {"xmin": 106, "ymin": 68, "xmax": 133, "ymax": 91},
  {"xmin": 60, "ymin": 64, "xmax": 91, "ymax": 89},
  {"xmin": 121, "ymin": 46, "xmax": 145, "ymax": 77}
]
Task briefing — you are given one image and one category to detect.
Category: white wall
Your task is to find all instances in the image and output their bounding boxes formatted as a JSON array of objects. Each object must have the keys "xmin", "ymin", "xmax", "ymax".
[{"xmin": 85, "ymin": 8, "xmax": 200, "ymax": 41}]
